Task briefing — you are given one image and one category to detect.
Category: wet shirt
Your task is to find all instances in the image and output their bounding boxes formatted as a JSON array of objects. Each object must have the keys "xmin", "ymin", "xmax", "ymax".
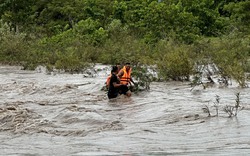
[{"xmin": 108, "ymin": 73, "xmax": 120, "ymax": 99}]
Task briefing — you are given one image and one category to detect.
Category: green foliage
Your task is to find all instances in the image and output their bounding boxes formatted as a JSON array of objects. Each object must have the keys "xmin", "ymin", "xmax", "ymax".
[
  {"xmin": 212, "ymin": 38, "xmax": 248, "ymax": 87},
  {"xmin": 154, "ymin": 40, "xmax": 194, "ymax": 81},
  {"xmin": 193, "ymin": 33, "xmax": 250, "ymax": 87},
  {"xmin": 99, "ymin": 34, "xmax": 150, "ymax": 65},
  {"xmin": 54, "ymin": 48, "xmax": 89, "ymax": 73},
  {"xmin": 0, "ymin": 0, "xmax": 250, "ymax": 88},
  {"xmin": 0, "ymin": 21, "xmax": 29, "ymax": 64},
  {"xmin": 1, "ymin": 0, "xmax": 247, "ymax": 39},
  {"xmin": 181, "ymin": 0, "xmax": 224, "ymax": 36},
  {"xmin": 24, "ymin": 18, "xmax": 108, "ymax": 71},
  {"xmin": 99, "ymin": 19, "xmax": 151, "ymax": 65},
  {"xmin": 0, "ymin": 0, "xmax": 35, "ymax": 32},
  {"xmin": 113, "ymin": 1, "xmax": 127, "ymax": 23},
  {"xmin": 224, "ymin": 1, "xmax": 250, "ymax": 33},
  {"xmin": 132, "ymin": 65, "xmax": 153, "ymax": 91},
  {"xmin": 74, "ymin": 18, "xmax": 108, "ymax": 45}
]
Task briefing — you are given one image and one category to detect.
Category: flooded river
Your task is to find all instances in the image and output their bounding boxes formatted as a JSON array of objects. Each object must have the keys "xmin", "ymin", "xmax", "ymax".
[{"xmin": 0, "ymin": 65, "xmax": 250, "ymax": 155}]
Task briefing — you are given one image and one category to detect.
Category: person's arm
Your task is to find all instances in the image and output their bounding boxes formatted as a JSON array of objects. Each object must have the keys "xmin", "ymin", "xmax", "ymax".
[
  {"xmin": 117, "ymin": 70, "xmax": 124, "ymax": 79},
  {"xmin": 111, "ymin": 74, "xmax": 123, "ymax": 87},
  {"xmin": 113, "ymin": 82, "xmax": 122, "ymax": 88}
]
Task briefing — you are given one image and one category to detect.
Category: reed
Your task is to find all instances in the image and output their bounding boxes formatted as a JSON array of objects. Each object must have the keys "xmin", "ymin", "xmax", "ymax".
[
  {"xmin": 202, "ymin": 93, "xmax": 244, "ymax": 117},
  {"xmin": 224, "ymin": 92, "xmax": 244, "ymax": 117}
]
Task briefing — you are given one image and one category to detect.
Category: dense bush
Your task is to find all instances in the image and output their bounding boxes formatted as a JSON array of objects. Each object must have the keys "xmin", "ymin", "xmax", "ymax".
[
  {"xmin": 0, "ymin": 21, "xmax": 29, "ymax": 64},
  {"xmin": 154, "ymin": 40, "xmax": 194, "ymax": 81}
]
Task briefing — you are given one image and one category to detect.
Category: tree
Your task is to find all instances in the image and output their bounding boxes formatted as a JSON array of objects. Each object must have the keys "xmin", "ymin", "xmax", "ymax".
[
  {"xmin": 224, "ymin": 1, "xmax": 250, "ymax": 33},
  {"xmin": 180, "ymin": 0, "xmax": 223, "ymax": 36},
  {"xmin": 0, "ymin": 0, "xmax": 35, "ymax": 32}
]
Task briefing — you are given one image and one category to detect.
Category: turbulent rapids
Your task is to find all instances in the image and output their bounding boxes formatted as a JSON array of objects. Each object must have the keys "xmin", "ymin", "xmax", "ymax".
[{"xmin": 0, "ymin": 65, "xmax": 250, "ymax": 155}]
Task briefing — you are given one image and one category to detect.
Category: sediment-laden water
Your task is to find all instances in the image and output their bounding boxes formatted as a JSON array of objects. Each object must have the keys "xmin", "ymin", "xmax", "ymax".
[{"xmin": 0, "ymin": 65, "xmax": 250, "ymax": 155}]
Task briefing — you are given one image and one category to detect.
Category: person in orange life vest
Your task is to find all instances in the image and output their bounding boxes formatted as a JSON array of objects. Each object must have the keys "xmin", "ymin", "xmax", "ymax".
[
  {"xmin": 105, "ymin": 64, "xmax": 121, "ymax": 89},
  {"xmin": 118, "ymin": 63, "xmax": 135, "ymax": 86}
]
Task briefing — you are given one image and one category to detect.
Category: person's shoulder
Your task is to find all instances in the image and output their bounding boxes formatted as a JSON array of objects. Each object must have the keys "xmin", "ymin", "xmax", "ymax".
[
  {"xmin": 111, "ymin": 74, "xmax": 117, "ymax": 79},
  {"xmin": 118, "ymin": 70, "xmax": 124, "ymax": 75}
]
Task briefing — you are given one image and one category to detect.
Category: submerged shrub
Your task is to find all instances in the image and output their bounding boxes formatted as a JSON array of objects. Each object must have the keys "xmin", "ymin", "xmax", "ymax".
[
  {"xmin": 99, "ymin": 34, "xmax": 151, "ymax": 65},
  {"xmin": 202, "ymin": 93, "xmax": 244, "ymax": 118},
  {"xmin": 132, "ymin": 65, "xmax": 156, "ymax": 91},
  {"xmin": 54, "ymin": 47, "xmax": 89, "ymax": 73},
  {"xmin": 155, "ymin": 40, "xmax": 194, "ymax": 81},
  {"xmin": 21, "ymin": 18, "xmax": 108, "ymax": 70},
  {"xmin": 210, "ymin": 37, "xmax": 249, "ymax": 87},
  {"xmin": 193, "ymin": 34, "xmax": 250, "ymax": 88},
  {"xmin": 224, "ymin": 92, "xmax": 244, "ymax": 117}
]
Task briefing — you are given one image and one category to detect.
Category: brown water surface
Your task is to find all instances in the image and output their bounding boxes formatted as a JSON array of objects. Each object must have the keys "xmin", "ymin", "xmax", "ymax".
[{"xmin": 0, "ymin": 65, "xmax": 250, "ymax": 155}]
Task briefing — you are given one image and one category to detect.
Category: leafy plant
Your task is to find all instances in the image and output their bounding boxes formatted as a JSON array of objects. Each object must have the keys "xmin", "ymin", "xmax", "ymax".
[
  {"xmin": 155, "ymin": 40, "xmax": 194, "ymax": 81},
  {"xmin": 132, "ymin": 65, "xmax": 156, "ymax": 92},
  {"xmin": 202, "ymin": 93, "xmax": 244, "ymax": 118},
  {"xmin": 0, "ymin": 21, "xmax": 29, "ymax": 64},
  {"xmin": 224, "ymin": 92, "xmax": 244, "ymax": 117}
]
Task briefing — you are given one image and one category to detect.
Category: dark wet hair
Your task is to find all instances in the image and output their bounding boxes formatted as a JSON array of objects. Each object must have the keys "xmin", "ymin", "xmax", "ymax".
[{"xmin": 111, "ymin": 66, "xmax": 118, "ymax": 72}]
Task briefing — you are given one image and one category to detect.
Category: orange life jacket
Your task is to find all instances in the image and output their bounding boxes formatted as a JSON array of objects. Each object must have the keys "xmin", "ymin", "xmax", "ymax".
[{"xmin": 120, "ymin": 66, "xmax": 132, "ymax": 85}]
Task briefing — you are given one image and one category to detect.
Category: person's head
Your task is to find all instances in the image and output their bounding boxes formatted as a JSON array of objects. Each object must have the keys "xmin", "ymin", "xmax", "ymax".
[
  {"xmin": 116, "ymin": 64, "xmax": 121, "ymax": 71},
  {"xmin": 111, "ymin": 66, "xmax": 119, "ymax": 74},
  {"xmin": 125, "ymin": 62, "xmax": 131, "ymax": 71}
]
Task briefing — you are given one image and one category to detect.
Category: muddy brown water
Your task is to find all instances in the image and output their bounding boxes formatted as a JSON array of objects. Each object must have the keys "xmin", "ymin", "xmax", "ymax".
[{"xmin": 0, "ymin": 65, "xmax": 250, "ymax": 155}]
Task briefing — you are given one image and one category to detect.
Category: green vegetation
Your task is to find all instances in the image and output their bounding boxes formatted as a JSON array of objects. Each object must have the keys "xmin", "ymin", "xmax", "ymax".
[{"xmin": 0, "ymin": 0, "xmax": 249, "ymax": 86}]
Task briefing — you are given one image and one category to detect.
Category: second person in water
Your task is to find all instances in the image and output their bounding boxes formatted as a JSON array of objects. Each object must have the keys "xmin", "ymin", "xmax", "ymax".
[{"xmin": 117, "ymin": 63, "xmax": 135, "ymax": 86}]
